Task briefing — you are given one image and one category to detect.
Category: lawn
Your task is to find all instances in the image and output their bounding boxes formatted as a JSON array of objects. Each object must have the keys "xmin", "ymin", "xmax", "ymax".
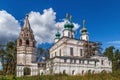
[{"xmin": 0, "ymin": 71, "xmax": 120, "ymax": 80}]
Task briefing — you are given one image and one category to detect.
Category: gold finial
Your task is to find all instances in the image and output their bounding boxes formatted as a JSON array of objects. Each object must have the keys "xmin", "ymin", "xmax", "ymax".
[
  {"xmin": 66, "ymin": 13, "xmax": 68, "ymax": 20},
  {"xmin": 70, "ymin": 15, "xmax": 72, "ymax": 22},
  {"xmin": 83, "ymin": 20, "xmax": 86, "ymax": 27}
]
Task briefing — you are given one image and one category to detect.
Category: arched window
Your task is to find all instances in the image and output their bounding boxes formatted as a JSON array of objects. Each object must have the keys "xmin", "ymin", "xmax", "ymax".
[
  {"xmin": 82, "ymin": 70, "xmax": 84, "ymax": 75},
  {"xmin": 101, "ymin": 60, "xmax": 104, "ymax": 65},
  {"xmin": 63, "ymin": 70, "xmax": 66, "ymax": 74},
  {"xmin": 72, "ymin": 70, "xmax": 75, "ymax": 75},
  {"xmin": 26, "ymin": 40, "xmax": 29, "ymax": 47},
  {"xmin": 19, "ymin": 39, "xmax": 22, "ymax": 46}
]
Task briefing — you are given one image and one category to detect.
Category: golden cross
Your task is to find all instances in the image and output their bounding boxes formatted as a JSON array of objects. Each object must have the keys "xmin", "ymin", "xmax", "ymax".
[
  {"xmin": 70, "ymin": 15, "xmax": 72, "ymax": 22},
  {"xmin": 83, "ymin": 20, "xmax": 86, "ymax": 27},
  {"xmin": 66, "ymin": 13, "xmax": 68, "ymax": 20}
]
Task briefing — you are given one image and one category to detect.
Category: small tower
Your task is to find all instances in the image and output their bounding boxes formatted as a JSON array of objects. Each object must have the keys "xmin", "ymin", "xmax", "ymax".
[
  {"xmin": 80, "ymin": 20, "xmax": 89, "ymax": 41},
  {"xmin": 54, "ymin": 26, "xmax": 61, "ymax": 43},
  {"xmin": 17, "ymin": 14, "xmax": 36, "ymax": 65},
  {"xmin": 63, "ymin": 13, "xmax": 74, "ymax": 38}
]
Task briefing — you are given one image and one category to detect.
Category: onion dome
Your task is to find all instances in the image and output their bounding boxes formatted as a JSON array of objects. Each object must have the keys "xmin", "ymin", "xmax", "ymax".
[
  {"xmin": 70, "ymin": 22, "xmax": 74, "ymax": 29},
  {"xmin": 55, "ymin": 32, "xmax": 61, "ymax": 38},
  {"xmin": 64, "ymin": 21, "xmax": 70, "ymax": 29},
  {"xmin": 64, "ymin": 13, "xmax": 70, "ymax": 29},
  {"xmin": 81, "ymin": 27, "xmax": 87, "ymax": 33}
]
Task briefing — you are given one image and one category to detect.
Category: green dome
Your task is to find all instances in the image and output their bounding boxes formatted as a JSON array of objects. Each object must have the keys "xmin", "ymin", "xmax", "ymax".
[
  {"xmin": 55, "ymin": 32, "xmax": 61, "ymax": 38},
  {"xmin": 69, "ymin": 22, "xmax": 74, "ymax": 29},
  {"xmin": 64, "ymin": 22, "xmax": 70, "ymax": 29}
]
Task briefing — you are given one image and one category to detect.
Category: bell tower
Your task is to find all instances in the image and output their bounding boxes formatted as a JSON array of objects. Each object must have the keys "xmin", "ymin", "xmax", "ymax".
[{"xmin": 17, "ymin": 15, "xmax": 36, "ymax": 65}]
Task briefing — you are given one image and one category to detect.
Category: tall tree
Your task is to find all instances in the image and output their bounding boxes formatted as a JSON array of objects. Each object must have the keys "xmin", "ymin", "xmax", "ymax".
[{"xmin": 5, "ymin": 40, "xmax": 17, "ymax": 75}]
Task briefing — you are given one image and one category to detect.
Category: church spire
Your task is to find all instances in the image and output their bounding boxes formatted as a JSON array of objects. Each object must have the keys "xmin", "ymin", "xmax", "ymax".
[{"xmin": 23, "ymin": 14, "xmax": 32, "ymax": 31}]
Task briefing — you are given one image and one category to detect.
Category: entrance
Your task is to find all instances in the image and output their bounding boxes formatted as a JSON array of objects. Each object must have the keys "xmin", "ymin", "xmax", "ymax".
[{"xmin": 24, "ymin": 67, "xmax": 31, "ymax": 76}]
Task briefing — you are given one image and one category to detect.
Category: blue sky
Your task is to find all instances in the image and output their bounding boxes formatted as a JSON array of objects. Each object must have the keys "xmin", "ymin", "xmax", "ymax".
[{"xmin": 0, "ymin": 0, "xmax": 120, "ymax": 49}]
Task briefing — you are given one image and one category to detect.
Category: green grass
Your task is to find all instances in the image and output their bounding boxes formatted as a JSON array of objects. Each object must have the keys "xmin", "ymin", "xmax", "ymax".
[{"xmin": 0, "ymin": 71, "xmax": 120, "ymax": 80}]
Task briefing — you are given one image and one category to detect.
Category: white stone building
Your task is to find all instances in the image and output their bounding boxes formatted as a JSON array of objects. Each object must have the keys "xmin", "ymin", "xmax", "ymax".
[
  {"xmin": 16, "ymin": 14, "xmax": 112, "ymax": 77},
  {"xmin": 45, "ymin": 15, "xmax": 112, "ymax": 75}
]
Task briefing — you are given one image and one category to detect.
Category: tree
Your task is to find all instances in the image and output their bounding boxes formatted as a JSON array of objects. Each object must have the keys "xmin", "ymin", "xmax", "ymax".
[
  {"xmin": 114, "ymin": 49, "xmax": 120, "ymax": 70},
  {"xmin": 5, "ymin": 41, "xmax": 17, "ymax": 75},
  {"xmin": 103, "ymin": 46, "xmax": 120, "ymax": 71},
  {"xmin": 37, "ymin": 47, "xmax": 50, "ymax": 62},
  {"xmin": 103, "ymin": 46, "xmax": 115, "ymax": 61}
]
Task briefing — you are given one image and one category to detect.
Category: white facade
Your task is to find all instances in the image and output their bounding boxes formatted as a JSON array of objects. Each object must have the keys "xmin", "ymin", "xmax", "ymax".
[
  {"xmin": 80, "ymin": 34, "xmax": 89, "ymax": 41},
  {"xmin": 46, "ymin": 19, "xmax": 112, "ymax": 75},
  {"xmin": 46, "ymin": 37, "xmax": 112, "ymax": 75}
]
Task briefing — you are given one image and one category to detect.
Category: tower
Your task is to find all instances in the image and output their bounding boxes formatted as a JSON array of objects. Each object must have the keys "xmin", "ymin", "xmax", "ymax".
[
  {"xmin": 63, "ymin": 13, "xmax": 74, "ymax": 38},
  {"xmin": 80, "ymin": 20, "xmax": 89, "ymax": 41},
  {"xmin": 17, "ymin": 15, "xmax": 36, "ymax": 65}
]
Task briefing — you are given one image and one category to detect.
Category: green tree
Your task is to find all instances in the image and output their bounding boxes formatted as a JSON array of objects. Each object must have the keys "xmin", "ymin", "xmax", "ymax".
[
  {"xmin": 103, "ymin": 46, "xmax": 115, "ymax": 60},
  {"xmin": 5, "ymin": 41, "xmax": 17, "ymax": 75},
  {"xmin": 38, "ymin": 47, "xmax": 43, "ymax": 55},
  {"xmin": 114, "ymin": 49, "xmax": 120, "ymax": 70}
]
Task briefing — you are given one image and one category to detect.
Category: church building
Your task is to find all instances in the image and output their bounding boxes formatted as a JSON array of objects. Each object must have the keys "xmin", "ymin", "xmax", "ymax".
[
  {"xmin": 45, "ymin": 14, "xmax": 112, "ymax": 75},
  {"xmin": 16, "ymin": 14, "xmax": 112, "ymax": 77}
]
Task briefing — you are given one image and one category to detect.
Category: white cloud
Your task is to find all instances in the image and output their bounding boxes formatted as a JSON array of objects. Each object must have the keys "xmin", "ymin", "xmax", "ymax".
[
  {"xmin": 105, "ymin": 40, "xmax": 120, "ymax": 48},
  {"xmin": 0, "ymin": 8, "xmax": 80, "ymax": 44},
  {"xmin": 29, "ymin": 8, "xmax": 56, "ymax": 43},
  {"xmin": 0, "ymin": 10, "xmax": 20, "ymax": 43},
  {"xmin": 29, "ymin": 8, "xmax": 80, "ymax": 43},
  {"xmin": 107, "ymin": 41, "xmax": 120, "ymax": 44}
]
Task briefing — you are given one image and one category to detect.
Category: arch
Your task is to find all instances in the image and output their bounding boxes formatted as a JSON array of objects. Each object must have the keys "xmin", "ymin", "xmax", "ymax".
[
  {"xmin": 24, "ymin": 67, "xmax": 31, "ymax": 75},
  {"xmin": 72, "ymin": 70, "xmax": 75, "ymax": 75},
  {"xmin": 92, "ymin": 70, "xmax": 95, "ymax": 74},
  {"xmin": 82, "ymin": 70, "xmax": 84, "ymax": 75},
  {"xmin": 88, "ymin": 70, "xmax": 91, "ymax": 74},
  {"xmin": 63, "ymin": 70, "xmax": 66, "ymax": 74},
  {"xmin": 26, "ymin": 40, "xmax": 29, "ymax": 47},
  {"xmin": 101, "ymin": 70, "xmax": 107, "ymax": 73},
  {"xmin": 19, "ymin": 39, "xmax": 22, "ymax": 46}
]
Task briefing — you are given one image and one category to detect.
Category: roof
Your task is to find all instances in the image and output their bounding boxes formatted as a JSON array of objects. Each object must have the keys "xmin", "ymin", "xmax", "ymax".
[{"xmin": 50, "ymin": 56, "xmax": 99, "ymax": 61}]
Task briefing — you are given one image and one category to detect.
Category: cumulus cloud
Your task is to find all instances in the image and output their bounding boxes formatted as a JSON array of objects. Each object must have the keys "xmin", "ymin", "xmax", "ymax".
[
  {"xmin": 29, "ymin": 8, "xmax": 80, "ymax": 43},
  {"xmin": 0, "ymin": 8, "xmax": 80, "ymax": 44},
  {"xmin": 0, "ymin": 10, "xmax": 20, "ymax": 44},
  {"xmin": 29, "ymin": 8, "xmax": 56, "ymax": 43}
]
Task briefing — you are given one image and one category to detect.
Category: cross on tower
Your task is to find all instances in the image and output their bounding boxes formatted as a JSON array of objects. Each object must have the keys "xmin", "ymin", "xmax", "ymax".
[{"xmin": 83, "ymin": 20, "xmax": 86, "ymax": 27}]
